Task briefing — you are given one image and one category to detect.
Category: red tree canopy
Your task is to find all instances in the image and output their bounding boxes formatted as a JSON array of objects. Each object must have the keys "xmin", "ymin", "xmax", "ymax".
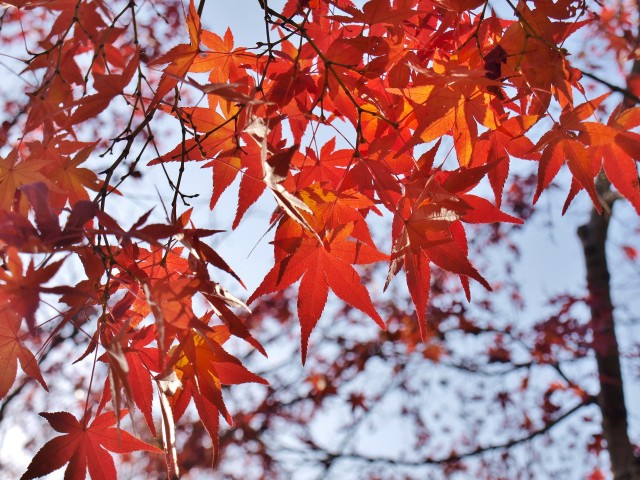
[{"xmin": 0, "ymin": 0, "xmax": 639, "ymax": 478}]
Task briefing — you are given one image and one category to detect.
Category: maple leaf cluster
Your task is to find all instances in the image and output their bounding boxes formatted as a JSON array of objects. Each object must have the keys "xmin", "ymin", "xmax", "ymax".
[{"xmin": 0, "ymin": 0, "xmax": 639, "ymax": 478}]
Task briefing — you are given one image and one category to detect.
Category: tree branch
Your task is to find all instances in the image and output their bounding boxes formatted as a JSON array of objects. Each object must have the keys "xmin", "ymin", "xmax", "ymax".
[
  {"xmin": 580, "ymin": 70, "xmax": 640, "ymax": 105},
  {"xmin": 315, "ymin": 398, "xmax": 594, "ymax": 468}
]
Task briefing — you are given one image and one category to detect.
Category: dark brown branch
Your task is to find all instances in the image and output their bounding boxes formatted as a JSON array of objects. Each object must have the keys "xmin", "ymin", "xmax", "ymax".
[
  {"xmin": 578, "ymin": 176, "xmax": 640, "ymax": 480},
  {"xmin": 197, "ymin": 0, "xmax": 206, "ymax": 17},
  {"xmin": 316, "ymin": 398, "xmax": 593, "ymax": 468},
  {"xmin": 580, "ymin": 70, "xmax": 640, "ymax": 105}
]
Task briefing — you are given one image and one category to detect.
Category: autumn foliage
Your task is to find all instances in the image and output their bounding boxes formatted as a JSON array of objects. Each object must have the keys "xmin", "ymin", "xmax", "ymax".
[{"xmin": 0, "ymin": 0, "xmax": 639, "ymax": 478}]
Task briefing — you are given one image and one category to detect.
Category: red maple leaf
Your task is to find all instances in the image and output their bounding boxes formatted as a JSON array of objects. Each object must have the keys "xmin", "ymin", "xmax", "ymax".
[
  {"xmin": 386, "ymin": 167, "xmax": 522, "ymax": 338},
  {"xmin": 471, "ymin": 114, "xmax": 540, "ymax": 206},
  {"xmin": 579, "ymin": 105, "xmax": 640, "ymax": 214},
  {"xmin": 0, "ymin": 248, "xmax": 66, "ymax": 333},
  {"xmin": 249, "ymin": 186, "xmax": 388, "ymax": 362},
  {"xmin": 68, "ymin": 51, "xmax": 138, "ymax": 126},
  {"xmin": 99, "ymin": 325, "xmax": 160, "ymax": 436},
  {"xmin": 0, "ymin": 304, "xmax": 47, "ymax": 399},
  {"xmin": 21, "ymin": 410, "xmax": 162, "ymax": 480},
  {"xmin": 533, "ymin": 95, "xmax": 610, "ymax": 212}
]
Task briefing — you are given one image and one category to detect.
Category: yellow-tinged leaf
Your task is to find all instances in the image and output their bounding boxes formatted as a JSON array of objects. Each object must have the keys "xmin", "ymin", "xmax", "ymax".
[{"xmin": 0, "ymin": 150, "xmax": 49, "ymax": 213}]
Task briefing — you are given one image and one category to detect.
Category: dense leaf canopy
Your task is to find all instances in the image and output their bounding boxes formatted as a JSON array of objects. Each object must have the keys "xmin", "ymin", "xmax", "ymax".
[{"xmin": 0, "ymin": 0, "xmax": 639, "ymax": 478}]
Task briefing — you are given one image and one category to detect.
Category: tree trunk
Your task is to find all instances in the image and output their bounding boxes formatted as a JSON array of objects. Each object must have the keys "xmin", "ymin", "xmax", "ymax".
[{"xmin": 578, "ymin": 178, "xmax": 639, "ymax": 480}]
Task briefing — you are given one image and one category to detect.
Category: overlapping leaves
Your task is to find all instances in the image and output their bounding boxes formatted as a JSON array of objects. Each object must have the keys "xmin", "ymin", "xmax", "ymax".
[{"xmin": 4, "ymin": 0, "xmax": 640, "ymax": 478}]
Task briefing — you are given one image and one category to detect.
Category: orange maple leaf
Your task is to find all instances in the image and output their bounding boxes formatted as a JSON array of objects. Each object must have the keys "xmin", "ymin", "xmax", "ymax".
[
  {"xmin": 0, "ymin": 149, "xmax": 49, "ymax": 214},
  {"xmin": 170, "ymin": 327, "xmax": 267, "ymax": 462},
  {"xmin": 149, "ymin": 0, "xmax": 201, "ymax": 109}
]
